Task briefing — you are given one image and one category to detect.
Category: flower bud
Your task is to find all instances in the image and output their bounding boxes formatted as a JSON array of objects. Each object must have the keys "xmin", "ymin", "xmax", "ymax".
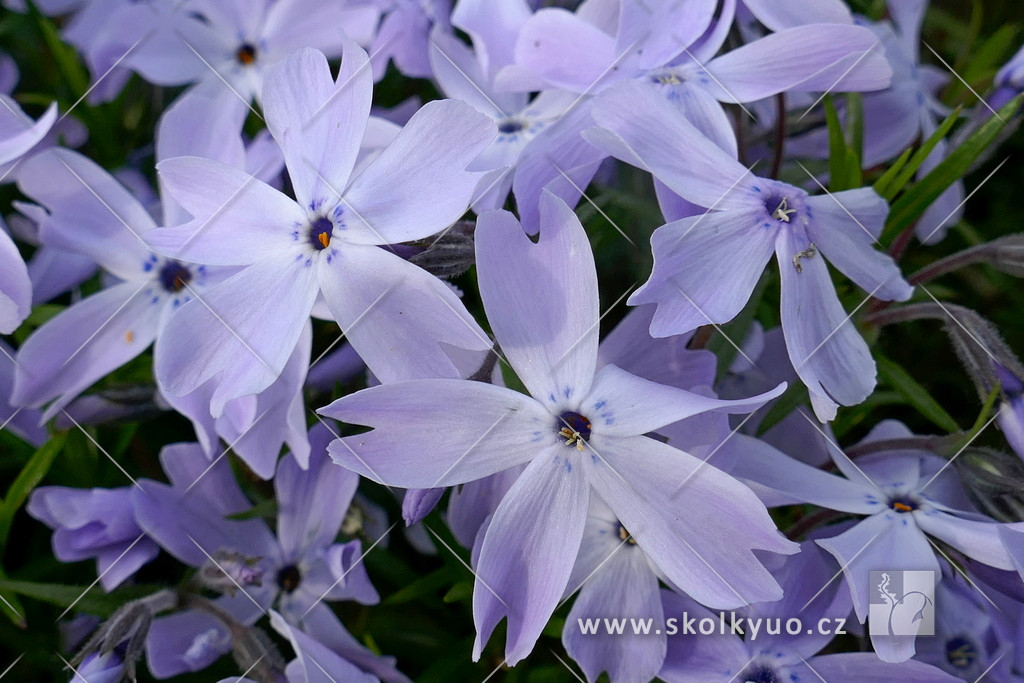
[{"xmin": 197, "ymin": 551, "xmax": 264, "ymax": 596}]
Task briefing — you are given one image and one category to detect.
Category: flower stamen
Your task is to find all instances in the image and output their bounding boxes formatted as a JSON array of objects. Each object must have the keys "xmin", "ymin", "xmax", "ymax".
[
  {"xmin": 557, "ymin": 411, "xmax": 592, "ymax": 451},
  {"xmin": 772, "ymin": 197, "xmax": 797, "ymax": 222}
]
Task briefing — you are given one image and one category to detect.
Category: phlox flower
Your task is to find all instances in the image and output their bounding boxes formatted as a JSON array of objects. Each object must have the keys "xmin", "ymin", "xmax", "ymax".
[
  {"xmin": 501, "ymin": 0, "xmax": 890, "ymax": 154},
  {"xmin": 659, "ymin": 542, "xmax": 961, "ymax": 682},
  {"xmin": 322, "ymin": 192, "xmax": 795, "ymax": 664},
  {"xmin": 585, "ymin": 80, "xmax": 914, "ymax": 421},
  {"xmin": 132, "ymin": 431, "xmax": 405, "ymax": 680},
  {"xmin": 11, "ymin": 94, "xmax": 245, "ymax": 421},
  {"xmin": 428, "ymin": 0, "xmax": 606, "ymax": 230},
  {"xmin": 729, "ymin": 420, "xmax": 1017, "ymax": 661},
  {"xmin": 74, "ymin": 0, "xmax": 380, "ymax": 108},
  {"xmin": 0, "ymin": 94, "xmax": 57, "ymax": 333},
  {"xmin": 148, "ymin": 44, "xmax": 496, "ymax": 414}
]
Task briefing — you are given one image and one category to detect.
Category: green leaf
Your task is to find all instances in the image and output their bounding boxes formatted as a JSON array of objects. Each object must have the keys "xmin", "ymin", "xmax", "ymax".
[
  {"xmin": 384, "ymin": 568, "xmax": 454, "ymax": 605},
  {"xmin": 879, "ymin": 106, "xmax": 962, "ymax": 202},
  {"xmin": 226, "ymin": 497, "xmax": 278, "ymax": 521},
  {"xmin": 884, "ymin": 94, "xmax": 1023, "ymax": 241},
  {"xmin": 0, "ymin": 579, "xmax": 160, "ymax": 618},
  {"xmin": 825, "ymin": 96, "xmax": 850, "ymax": 191},
  {"xmin": 0, "ymin": 566, "xmax": 26, "ymax": 629},
  {"xmin": 872, "ymin": 147, "xmax": 914, "ymax": 198},
  {"xmin": 442, "ymin": 580, "xmax": 473, "ymax": 604},
  {"xmin": 876, "ymin": 355, "xmax": 961, "ymax": 432},
  {"xmin": 0, "ymin": 433, "xmax": 66, "ymax": 556},
  {"xmin": 846, "ymin": 92, "xmax": 864, "ymax": 188}
]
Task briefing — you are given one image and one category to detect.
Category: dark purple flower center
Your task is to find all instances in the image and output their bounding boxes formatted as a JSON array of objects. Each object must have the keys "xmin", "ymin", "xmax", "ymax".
[
  {"xmin": 946, "ymin": 635, "xmax": 977, "ymax": 670},
  {"xmin": 557, "ymin": 411, "xmax": 592, "ymax": 450},
  {"xmin": 889, "ymin": 495, "xmax": 918, "ymax": 513},
  {"xmin": 764, "ymin": 194, "xmax": 797, "ymax": 223},
  {"xmin": 236, "ymin": 43, "xmax": 257, "ymax": 65},
  {"xmin": 498, "ymin": 119, "xmax": 524, "ymax": 134},
  {"xmin": 276, "ymin": 564, "xmax": 301, "ymax": 594},
  {"xmin": 309, "ymin": 217, "xmax": 334, "ymax": 250},
  {"xmin": 158, "ymin": 260, "xmax": 192, "ymax": 293},
  {"xmin": 739, "ymin": 664, "xmax": 780, "ymax": 683}
]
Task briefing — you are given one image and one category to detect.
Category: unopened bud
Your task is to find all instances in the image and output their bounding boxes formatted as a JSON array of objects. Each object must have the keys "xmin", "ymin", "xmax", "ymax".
[
  {"xmin": 979, "ymin": 234, "xmax": 1024, "ymax": 278},
  {"xmin": 953, "ymin": 447, "xmax": 1024, "ymax": 521},
  {"xmin": 198, "ymin": 551, "xmax": 264, "ymax": 596},
  {"xmin": 69, "ymin": 589, "xmax": 177, "ymax": 681},
  {"xmin": 232, "ymin": 625, "xmax": 287, "ymax": 683},
  {"xmin": 407, "ymin": 220, "xmax": 476, "ymax": 280},
  {"xmin": 403, "ymin": 488, "xmax": 444, "ymax": 526}
]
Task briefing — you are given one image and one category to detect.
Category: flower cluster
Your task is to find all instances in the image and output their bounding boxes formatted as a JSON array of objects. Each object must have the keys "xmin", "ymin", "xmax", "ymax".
[{"xmin": 1, "ymin": 0, "xmax": 1024, "ymax": 681}]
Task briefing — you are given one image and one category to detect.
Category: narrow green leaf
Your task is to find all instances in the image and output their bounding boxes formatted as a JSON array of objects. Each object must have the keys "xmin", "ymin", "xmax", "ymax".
[
  {"xmin": 876, "ymin": 355, "xmax": 961, "ymax": 432},
  {"xmin": 0, "ymin": 566, "xmax": 27, "ymax": 628},
  {"xmin": 0, "ymin": 579, "xmax": 159, "ymax": 617},
  {"xmin": 872, "ymin": 147, "xmax": 914, "ymax": 197},
  {"xmin": 846, "ymin": 92, "xmax": 864, "ymax": 185},
  {"xmin": 824, "ymin": 95, "xmax": 850, "ymax": 191},
  {"xmin": 384, "ymin": 568, "xmax": 454, "ymax": 605},
  {"xmin": 0, "ymin": 433, "xmax": 66, "ymax": 556},
  {"xmin": 845, "ymin": 149, "xmax": 862, "ymax": 190},
  {"xmin": 881, "ymin": 106, "xmax": 962, "ymax": 201},
  {"xmin": 442, "ymin": 581, "xmax": 473, "ymax": 604},
  {"xmin": 226, "ymin": 497, "xmax": 278, "ymax": 521},
  {"xmin": 884, "ymin": 94, "xmax": 1023, "ymax": 240}
]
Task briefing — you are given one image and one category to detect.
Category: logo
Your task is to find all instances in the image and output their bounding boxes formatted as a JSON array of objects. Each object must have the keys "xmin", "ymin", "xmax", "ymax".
[{"xmin": 868, "ymin": 570, "xmax": 936, "ymax": 636}]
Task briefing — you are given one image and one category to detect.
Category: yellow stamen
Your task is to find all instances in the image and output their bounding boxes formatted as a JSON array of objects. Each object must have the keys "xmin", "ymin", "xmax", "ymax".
[
  {"xmin": 318, "ymin": 232, "xmax": 330, "ymax": 248},
  {"xmin": 893, "ymin": 502, "xmax": 913, "ymax": 512},
  {"xmin": 558, "ymin": 427, "xmax": 586, "ymax": 451}
]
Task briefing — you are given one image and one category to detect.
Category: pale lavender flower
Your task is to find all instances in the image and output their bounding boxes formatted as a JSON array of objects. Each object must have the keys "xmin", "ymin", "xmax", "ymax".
[
  {"xmin": 12, "ymin": 93, "xmax": 247, "ymax": 420},
  {"xmin": 729, "ymin": 419, "xmax": 1017, "ymax": 661},
  {"xmin": 75, "ymin": 0, "xmax": 380, "ymax": 107},
  {"xmin": 0, "ymin": 94, "xmax": 57, "ymax": 332},
  {"xmin": 995, "ymin": 362, "xmax": 1024, "ymax": 461},
  {"xmin": 914, "ymin": 567, "xmax": 1005, "ymax": 681},
  {"xmin": 132, "ymin": 434, "xmax": 400, "ymax": 679},
  {"xmin": 428, "ymin": 0, "xmax": 606, "ymax": 230},
  {"xmin": 371, "ymin": 0, "xmax": 452, "ymax": 80},
  {"xmin": 501, "ymin": 0, "xmax": 890, "ymax": 154},
  {"xmin": 585, "ymin": 80, "xmax": 913, "ymax": 421},
  {"xmin": 71, "ymin": 652, "xmax": 125, "ymax": 683},
  {"xmin": 323, "ymin": 192, "xmax": 795, "ymax": 664},
  {"xmin": 148, "ymin": 45, "xmax": 496, "ymax": 413},
  {"xmin": 659, "ymin": 542, "xmax": 961, "ymax": 682},
  {"xmin": 27, "ymin": 486, "xmax": 159, "ymax": 591},
  {"xmin": 992, "ymin": 42, "xmax": 1024, "ymax": 109}
]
